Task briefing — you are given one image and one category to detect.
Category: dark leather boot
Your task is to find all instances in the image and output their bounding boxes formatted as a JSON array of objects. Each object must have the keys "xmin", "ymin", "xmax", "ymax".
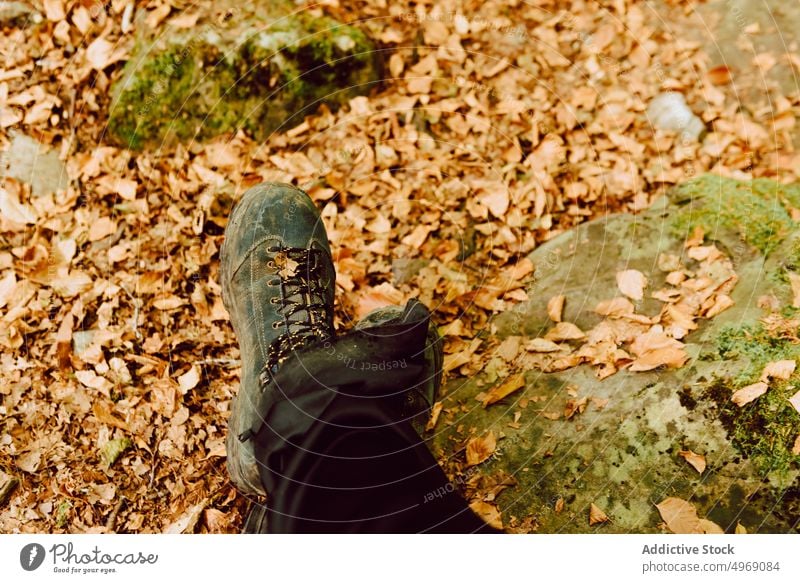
[{"xmin": 220, "ymin": 182, "xmax": 335, "ymax": 497}]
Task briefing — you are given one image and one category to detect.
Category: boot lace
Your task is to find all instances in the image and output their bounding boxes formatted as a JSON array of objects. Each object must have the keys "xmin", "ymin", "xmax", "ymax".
[{"xmin": 258, "ymin": 245, "xmax": 333, "ymax": 388}]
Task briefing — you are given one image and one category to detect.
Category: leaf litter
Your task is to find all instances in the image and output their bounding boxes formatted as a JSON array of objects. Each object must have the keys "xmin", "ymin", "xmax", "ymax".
[{"xmin": 1, "ymin": 0, "xmax": 798, "ymax": 534}]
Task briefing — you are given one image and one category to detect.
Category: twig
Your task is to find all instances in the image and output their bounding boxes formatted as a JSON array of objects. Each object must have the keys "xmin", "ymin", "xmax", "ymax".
[
  {"xmin": 0, "ymin": 475, "xmax": 19, "ymax": 506},
  {"xmin": 105, "ymin": 496, "xmax": 126, "ymax": 532},
  {"xmin": 119, "ymin": 284, "xmax": 142, "ymax": 341},
  {"xmin": 197, "ymin": 358, "xmax": 241, "ymax": 367}
]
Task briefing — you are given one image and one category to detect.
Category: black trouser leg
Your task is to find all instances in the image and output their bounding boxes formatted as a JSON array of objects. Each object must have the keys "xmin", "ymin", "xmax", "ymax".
[{"xmin": 250, "ymin": 392, "xmax": 495, "ymax": 533}]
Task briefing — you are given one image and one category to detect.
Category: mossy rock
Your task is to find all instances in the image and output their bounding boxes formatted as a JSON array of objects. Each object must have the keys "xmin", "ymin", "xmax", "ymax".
[
  {"xmin": 107, "ymin": 8, "xmax": 382, "ymax": 149},
  {"xmin": 437, "ymin": 175, "xmax": 799, "ymax": 532}
]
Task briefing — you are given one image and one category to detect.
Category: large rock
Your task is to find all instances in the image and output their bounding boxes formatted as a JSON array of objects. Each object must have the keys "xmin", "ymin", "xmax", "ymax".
[
  {"xmin": 107, "ymin": 7, "xmax": 382, "ymax": 149},
  {"xmin": 433, "ymin": 175, "xmax": 800, "ymax": 533}
]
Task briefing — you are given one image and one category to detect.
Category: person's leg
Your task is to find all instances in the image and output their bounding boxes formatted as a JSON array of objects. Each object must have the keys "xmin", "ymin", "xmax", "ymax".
[
  {"xmin": 221, "ymin": 182, "xmax": 495, "ymax": 533},
  {"xmin": 247, "ymin": 303, "xmax": 494, "ymax": 533}
]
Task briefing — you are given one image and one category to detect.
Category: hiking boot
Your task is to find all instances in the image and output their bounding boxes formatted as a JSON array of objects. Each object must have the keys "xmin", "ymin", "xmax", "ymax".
[
  {"xmin": 220, "ymin": 182, "xmax": 336, "ymax": 497},
  {"xmin": 354, "ymin": 300, "xmax": 443, "ymax": 435}
]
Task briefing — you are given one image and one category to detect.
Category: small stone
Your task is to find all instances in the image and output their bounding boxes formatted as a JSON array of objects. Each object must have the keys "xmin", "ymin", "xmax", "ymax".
[
  {"xmin": 646, "ymin": 92, "xmax": 705, "ymax": 142},
  {"xmin": 1, "ymin": 132, "xmax": 70, "ymax": 197}
]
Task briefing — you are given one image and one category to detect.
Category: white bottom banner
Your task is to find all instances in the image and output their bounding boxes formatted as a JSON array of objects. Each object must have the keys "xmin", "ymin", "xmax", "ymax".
[{"xmin": 1, "ymin": 534, "xmax": 798, "ymax": 583}]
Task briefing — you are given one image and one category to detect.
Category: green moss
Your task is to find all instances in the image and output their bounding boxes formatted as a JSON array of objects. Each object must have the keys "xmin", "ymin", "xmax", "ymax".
[
  {"xmin": 710, "ymin": 324, "xmax": 800, "ymax": 479},
  {"xmin": 670, "ymin": 175, "xmax": 795, "ymax": 255},
  {"xmin": 107, "ymin": 14, "xmax": 381, "ymax": 148}
]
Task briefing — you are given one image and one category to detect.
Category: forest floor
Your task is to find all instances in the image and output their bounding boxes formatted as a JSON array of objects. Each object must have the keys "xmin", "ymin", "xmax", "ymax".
[{"xmin": 1, "ymin": 0, "xmax": 799, "ymax": 533}]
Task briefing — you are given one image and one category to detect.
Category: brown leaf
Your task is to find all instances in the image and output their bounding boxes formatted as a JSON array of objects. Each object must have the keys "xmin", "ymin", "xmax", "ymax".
[
  {"xmin": 483, "ymin": 374, "xmax": 526, "ymax": 407},
  {"xmin": 465, "ymin": 431, "xmax": 496, "ymax": 466},
  {"xmin": 86, "ymin": 37, "xmax": 126, "ymax": 70},
  {"xmin": 787, "ymin": 272, "xmax": 800, "ymax": 308},
  {"xmin": 544, "ymin": 322, "xmax": 586, "ymax": 342},
  {"xmin": 731, "ymin": 382, "xmax": 768, "ymax": 407},
  {"xmin": 629, "ymin": 347, "xmax": 688, "ymax": 371},
  {"xmin": 92, "ymin": 402, "xmax": 129, "ymax": 432},
  {"xmin": 164, "ymin": 499, "xmax": 208, "ymax": 534},
  {"xmin": 177, "ymin": 365, "xmax": 201, "ymax": 395},
  {"xmin": 685, "ymin": 226, "xmax": 705, "ymax": 248},
  {"xmin": 0, "ymin": 185, "xmax": 37, "ymax": 224},
  {"xmin": 704, "ymin": 294, "xmax": 734, "ymax": 318},
  {"xmin": 594, "ymin": 297, "xmax": 634, "ymax": 317},
  {"xmin": 52, "ymin": 271, "xmax": 93, "ymax": 298},
  {"xmin": 699, "ymin": 519, "xmax": 725, "ymax": 534},
  {"xmin": 589, "ymin": 503, "xmax": 609, "ymax": 525},
  {"xmin": 616, "ymin": 269, "xmax": 647, "ymax": 301},
  {"xmin": 564, "ymin": 397, "xmax": 588, "ymax": 419},
  {"xmin": 708, "ymin": 65, "xmax": 733, "ymax": 85},
  {"xmin": 468, "ymin": 500, "xmax": 503, "ymax": 530},
  {"xmin": 547, "ymin": 295, "xmax": 565, "ymax": 322},
  {"xmin": 555, "ymin": 497, "xmax": 564, "ymax": 514},
  {"xmin": 735, "ymin": 522, "xmax": 748, "ymax": 534},
  {"xmin": 760, "ymin": 359, "xmax": 796, "ymax": 383},
  {"xmin": 479, "ymin": 188, "xmax": 510, "ymax": 218},
  {"xmin": 425, "ymin": 401, "xmax": 443, "ymax": 431},
  {"xmin": 88, "ymin": 217, "xmax": 117, "ymax": 242},
  {"xmin": 43, "ymin": 0, "xmax": 65, "ymax": 22},
  {"xmin": 656, "ymin": 497, "xmax": 702, "ymax": 534},
  {"xmin": 789, "ymin": 389, "xmax": 800, "ymax": 414},
  {"xmin": 791, "ymin": 435, "xmax": 800, "ymax": 455},
  {"xmin": 55, "ymin": 312, "xmax": 74, "ymax": 370},
  {"xmin": 153, "ymin": 295, "xmax": 185, "ymax": 310},
  {"xmin": 524, "ymin": 338, "xmax": 563, "ymax": 353},
  {"xmin": 16, "ymin": 450, "xmax": 41, "ymax": 474},
  {"xmin": 0, "ymin": 271, "xmax": 16, "ymax": 309},
  {"xmin": 678, "ymin": 450, "xmax": 706, "ymax": 474}
]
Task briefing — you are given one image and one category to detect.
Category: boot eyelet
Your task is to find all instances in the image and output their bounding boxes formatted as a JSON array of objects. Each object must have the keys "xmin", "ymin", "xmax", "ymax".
[
  {"xmin": 270, "ymin": 297, "xmax": 280, "ymax": 304},
  {"xmin": 272, "ymin": 321, "xmax": 281, "ymax": 329},
  {"xmin": 267, "ymin": 260, "xmax": 276, "ymax": 269}
]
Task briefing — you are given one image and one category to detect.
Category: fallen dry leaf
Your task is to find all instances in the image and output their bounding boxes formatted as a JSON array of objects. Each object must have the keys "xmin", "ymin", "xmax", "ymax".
[
  {"xmin": 595, "ymin": 297, "xmax": 634, "ymax": 317},
  {"xmin": 707, "ymin": 65, "xmax": 733, "ymax": 85},
  {"xmin": 788, "ymin": 272, "xmax": 800, "ymax": 308},
  {"xmin": 789, "ymin": 389, "xmax": 800, "ymax": 414},
  {"xmin": 678, "ymin": 450, "xmax": 706, "ymax": 474},
  {"xmin": 564, "ymin": 397, "xmax": 588, "ymax": 419},
  {"xmin": 524, "ymin": 338, "xmax": 563, "ymax": 353},
  {"xmin": 86, "ymin": 37, "xmax": 121, "ymax": 70},
  {"xmin": 760, "ymin": 359, "xmax": 796, "ymax": 383},
  {"xmin": 482, "ymin": 373, "xmax": 526, "ymax": 407},
  {"xmin": 88, "ymin": 217, "xmax": 117, "ymax": 242},
  {"xmin": 629, "ymin": 346, "xmax": 688, "ymax": 371},
  {"xmin": 656, "ymin": 497, "xmax": 702, "ymax": 534},
  {"xmin": 616, "ymin": 269, "xmax": 647, "ymax": 301},
  {"xmin": 685, "ymin": 226, "xmax": 705, "ymax": 248},
  {"xmin": 164, "ymin": 499, "xmax": 209, "ymax": 534},
  {"xmin": 589, "ymin": 503, "xmax": 610, "ymax": 525},
  {"xmin": 545, "ymin": 322, "xmax": 586, "ymax": 342},
  {"xmin": 792, "ymin": 435, "xmax": 800, "ymax": 455},
  {"xmin": 465, "ymin": 431, "xmax": 496, "ymax": 466},
  {"xmin": 704, "ymin": 294, "xmax": 734, "ymax": 318},
  {"xmin": 555, "ymin": 497, "xmax": 564, "ymax": 514},
  {"xmin": 16, "ymin": 450, "xmax": 41, "ymax": 474},
  {"xmin": 0, "ymin": 186, "xmax": 37, "ymax": 224},
  {"xmin": 547, "ymin": 295, "xmax": 565, "ymax": 322},
  {"xmin": 468, "ymin": 500, "xmax": 503, "ymax": 530},
  {"xmin": 425, "ymin": 401, "xmax": 443, "ymax": 431},
  {"xmin": 735, "ymin": 522, "xmax": 748, "ymax": 534},
  {"xmin": 178, "ymin": 365, "xmax": 201, "ymax": 394},
  {"xmin": 731, "ymin": 382, "xmax": 768, "ymax": 407},
  {"xmin": 699, "ymin": 518, "xmax": 725, "ymax": 534}
]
